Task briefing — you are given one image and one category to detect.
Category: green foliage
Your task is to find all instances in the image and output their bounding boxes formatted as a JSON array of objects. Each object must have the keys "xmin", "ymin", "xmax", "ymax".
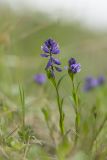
[
  {"xmin": 18, "ymin": 125, "xmax": 35, "ymax": 144},
  {"xmin": 19, "ymin": 85, "xmax": 25, "ymax": 127}
]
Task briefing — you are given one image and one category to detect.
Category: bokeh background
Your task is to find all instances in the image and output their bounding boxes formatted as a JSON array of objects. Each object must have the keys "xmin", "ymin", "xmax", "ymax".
[
  {"xmin": 0, "ymin": 0, "xmax": 107, "ymax": 100},
  {"xmin": 0, "ymin": 1, "xmax": 107, "ymax": 159}
]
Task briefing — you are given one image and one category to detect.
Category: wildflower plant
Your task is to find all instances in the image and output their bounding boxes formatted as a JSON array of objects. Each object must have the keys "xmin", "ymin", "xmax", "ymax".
[
  {"xmin": 0, "ymin": 35, "xmax": 107, "ymax": 160},
  {"xmin": 18, "ymin": 86, "xmax": 35, "ymax": 144},
  {"xmin": 68, "ymin": 58, "xmax": 81, "ymax": 145},
  {"xmin": 41, "ymin": 38, "xmax": 64, "ymax": 135}
]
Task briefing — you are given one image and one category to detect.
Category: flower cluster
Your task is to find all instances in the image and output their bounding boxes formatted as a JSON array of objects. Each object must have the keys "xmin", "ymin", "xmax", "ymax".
[
  {"xmin": 41, "ymin": 38, "xmax": 62, "ymax": 77},
  {"xmin": 68, "ymin": 58, "xmax": 81, "ymax": 74},
  {"xmin": 84, "ymin": 76, "xmax": 105, "ymax": 91},
  {"xmin": 34, "ymin": 74, "xmax": 46, "ymax": 85}
]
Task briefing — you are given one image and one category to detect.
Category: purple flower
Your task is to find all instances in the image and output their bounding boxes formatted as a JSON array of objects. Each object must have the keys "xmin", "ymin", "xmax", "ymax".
[
  {"xmin": 68, "ymin": 58, "xmax": 76, "ymax": 66},
  {"xmin": 40, "ymin": 38, "xmax": 62, "ymax": 77},
  {"xmin": 68, "ymin": 58, "xmax": 81, "ymax": 74},
  {"xmin": 70, "ymin": 63, "xmax": 81, "ymax": 73},
  {"xmin": 34, "ymin": 74, "xmax": 46, "ymax": 85},
  {"xmin": 97, "ymin": 76, "xmax": 105, "ymax": 85},
  {"xmin": 84, "ymin": 76, "xmax": 98, "ymax": 91},
  {"xmin": 84, "ymin": 75, "xmax": 105, "ymax": 92},
  {"xmin": 41, "ymin": 38, "xmax": 60, "ymax": 54}
]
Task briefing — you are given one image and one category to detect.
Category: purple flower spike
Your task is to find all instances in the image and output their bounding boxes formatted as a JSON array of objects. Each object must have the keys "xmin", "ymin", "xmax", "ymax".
[
  {"xmin": 41, "ymin": 38, "xmax": 60, "ymax": 54},
  {"xmin": 40, "ymin": 38, "xmax": 62, "ymax": 77},
  {"xmin": 34, "ymin": 74, "xmax": 46, "ymax": 85}
]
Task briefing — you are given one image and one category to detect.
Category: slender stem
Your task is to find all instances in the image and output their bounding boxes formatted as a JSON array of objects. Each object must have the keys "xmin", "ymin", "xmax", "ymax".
[
  {"xmin": 22, "ymin": 97, "xmax": 25, "ymax": 128},
  {"xmin": 55, "ymin": 85, "xmax": 64, "ymax": 135},
  {"xmin": 71, "ymin": 75, "xmax": 79, "ymax": 145},
  {"xmin": 19, "ymin": 86, "xmax": 25, "ymax": 128},
  {"xmin": 48, "ymin": 50, "xmax": 64, "ymax": 135},
  {"xmin": 45, "ymin": 116, "xmax": 55, "ymax": 144}
]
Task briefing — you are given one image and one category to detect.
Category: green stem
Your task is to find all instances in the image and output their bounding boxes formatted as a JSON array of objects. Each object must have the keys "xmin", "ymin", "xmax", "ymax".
[
  {"xmin": 19, "ymin": 86, "xmax": 25, "ymax": 128},
  {"xmin": 47, "ymin": 50, "xmax": 64, "ymax": 135},
  {"xmin": 55, "ymin": 85, "xmax": 64, "ymax": 136},
  {"xmin": 71, "ymin": 75, "xmax": 79, "ymax": 145}
]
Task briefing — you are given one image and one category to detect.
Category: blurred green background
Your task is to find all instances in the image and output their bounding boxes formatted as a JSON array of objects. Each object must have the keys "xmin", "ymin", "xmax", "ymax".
[
  {"xmin": 0, "ymin": 4, "xmax": 107, "ymax": 160},
  {"xmin": 0, "ymin": 5, "xmax": 107, "ymax": 95}
]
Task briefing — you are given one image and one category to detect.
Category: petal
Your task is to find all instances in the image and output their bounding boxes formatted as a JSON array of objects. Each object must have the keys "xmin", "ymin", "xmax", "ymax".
[
  {"xmin": 70, "ymin": 63, "xmax": 81, "ymax": 73},
  {"xmin": 55, "ymin": 67, "xmax": 62, "ymax": 72},
  {"xmin": 45, "ymin": 59, "xmax": 52, "ymax": 70},
  {"xmin": 40, "ymin": 54, "xmax": 49, "ymax": 58},
  {"xmin": 41, "ymin": 45, "xmax": 49, "ymax": 53},
  {"xmin": 51, "ymin": 48, "xmax": 60, "ymax": 54},
  {"xmin": 76, "ymin": 63, "xmax": 81, "ymax": 72},
  {"xmin": 68, "ymin": 58, "xmax": 76, "ymax": 65},
  {"xmin": 51, "ymin": 57, "xmax": 61, "ymax": 65}
]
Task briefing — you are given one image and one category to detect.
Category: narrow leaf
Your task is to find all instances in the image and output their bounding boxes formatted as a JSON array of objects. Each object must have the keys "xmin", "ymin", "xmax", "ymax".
[{"xmin": 57, "ymin": 74, "xmax": 66, "ymax": 89}]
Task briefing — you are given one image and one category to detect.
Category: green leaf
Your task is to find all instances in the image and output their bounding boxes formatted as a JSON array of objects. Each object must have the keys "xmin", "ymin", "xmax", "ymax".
[
  {"xmin": 76, "ymin": 81, "xmax": 81, "ymax": 93},
  {"xmin": 41, "ymin": 107, "xmax": 49, "ymax": 122},
  {"xmin": 57, "ymin": 74, "xmax": 66, "ymax": 89},
  {"xmin": 19, "ymin": 85, "xmax": 25, "ymax": 127}
]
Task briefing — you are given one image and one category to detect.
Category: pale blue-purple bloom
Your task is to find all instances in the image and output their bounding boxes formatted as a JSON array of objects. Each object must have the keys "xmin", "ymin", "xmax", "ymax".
[
  {"xmin": 34, "ymin": 74, "xmax": 46, "ymax": 85},
  {"xmin": 84, "ymin": 76, "xmax": 98, "ymax": 91},
  {"xmin": 84, "ymin": 75, "xmax": 105, "ymax": 91},
  {"xmin": 68, "ymin": 58, "xmax": 81, "ymax": 74},
  {"xmin": 70, "ymin": 63, "xmax": 81, "ymax": 73}
]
